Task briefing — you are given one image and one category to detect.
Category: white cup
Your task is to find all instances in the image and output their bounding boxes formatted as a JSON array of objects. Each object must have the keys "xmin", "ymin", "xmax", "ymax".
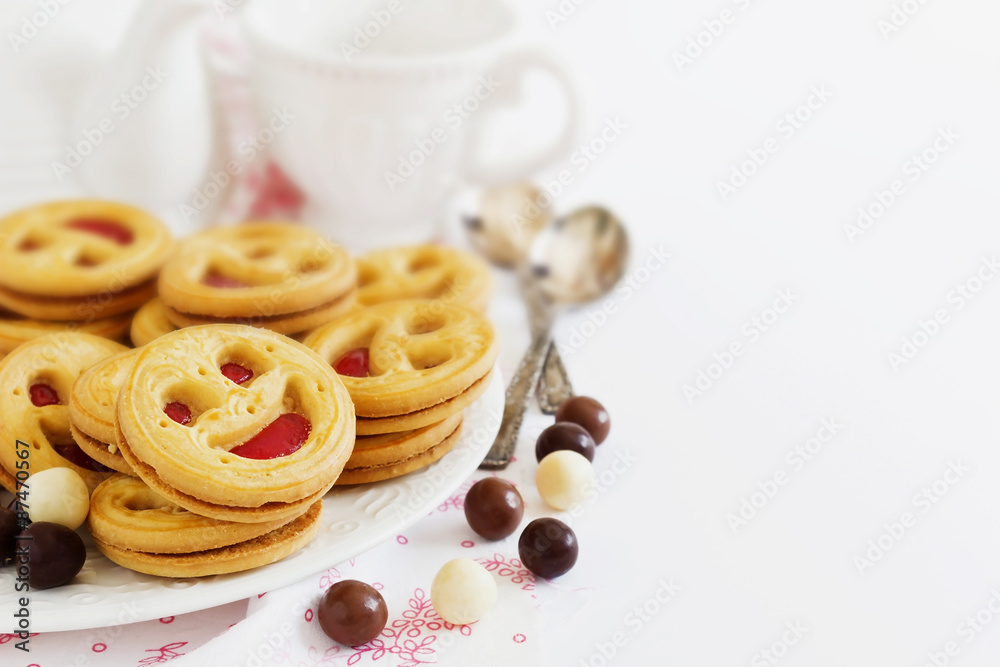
[{"xmin": 241, "ymin": 0, "xmax": 579, "ymax": 250}]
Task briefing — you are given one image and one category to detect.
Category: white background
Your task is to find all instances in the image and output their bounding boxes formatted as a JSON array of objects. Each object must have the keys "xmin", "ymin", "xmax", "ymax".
[{"xmin": 4, "ymin": 0, "xmax": 1000, "ymax": 665}]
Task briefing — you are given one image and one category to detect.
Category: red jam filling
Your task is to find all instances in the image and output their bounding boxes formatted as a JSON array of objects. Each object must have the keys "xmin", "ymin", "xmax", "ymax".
[
  {"xmin": 54, "ymin": 442, "xmax": 113, "ymax": 473},
  {"xmin": 230, "ymin": 413, "xmax": 311, "ymax": 460},
  {"xmin": 164, "ymin": 402, "xmax": 192, "ymax": 425},
  {"xmin": 221, "ymin": 363, "xmax": 253, "ymax": 385},
  {"xmin": 66, "ymin": 218, "xmax": 134, "ymax": 245},
  {"xmin": 203, "ymin": 272, "xmax": 248, "ymax": 288},
  {"xmin": 333, "ymin": 348, "xmax": 369, "ymax": 377},
  {"xmin": 29, "ymin": 383, "xmax": 59, "ymax": 407}
]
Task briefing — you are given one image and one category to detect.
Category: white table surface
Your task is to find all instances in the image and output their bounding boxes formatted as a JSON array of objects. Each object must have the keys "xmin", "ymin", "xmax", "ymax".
[{"xmin": 3, "ymin": 0, "xmax": 1000, "ymax": 664}]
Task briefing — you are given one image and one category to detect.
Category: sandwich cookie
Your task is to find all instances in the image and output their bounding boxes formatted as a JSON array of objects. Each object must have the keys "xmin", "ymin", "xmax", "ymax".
[
  {"xmin": 303, "ymin": 300, "xmax": 497, "ymax": 435},
  {"xmin": 89, "ymin": 474, "xmax": 321, "ymax": 577},
  {"xmin": 0, "ymin": 200, "xmax": 172, "ymax": 320},
  {"xmin": 0, "ymin": 332, "xmax": 127, "ymax": 491},
  {"xmin": 116, "ymin": 324, "xmax": 354, "ymax": 523},
  {"xmin": 158, "ymin": 223, "xmax": 356, "ymax": 335},
  {"xmin": 69, "ymin": 349, "xmax": 140, "ymax": 475}
]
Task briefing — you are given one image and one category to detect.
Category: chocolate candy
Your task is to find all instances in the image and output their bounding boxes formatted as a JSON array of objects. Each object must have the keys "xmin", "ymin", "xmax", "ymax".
[
  {"xmin": 24, "ymin": 468, "xmax": 90, "ymax": 530},
  {"xmin": 518, "ymin": 517, "xmax": 578, "ymax": 579},
  {"xmin": 22, "ymin": 521, "xmax": 86, "ymax": 589},
  {"xmin": 431, "ymin": 558, "xmax": 497, "ymax": 625},
  {"xmin": 535, "ymin": 422, "xmax": 595, "ymax": 462},
  {"xmin": 0, "ymin": 508, "xmax": 17, "ymax": 564},
  {"xmin": 464, "ymin": 478, "xmax": 524, "ymax": 540},
  {"xmin": 555, "ymin": 396, "xmax": 610, "ymax": 445},
  {"xmin": 536, "ymin": 450, "xmax": 596, "ymax": 511},
  {"xmin": 319, "ymin": 580, "xmax": 388, "ymax": 646}
]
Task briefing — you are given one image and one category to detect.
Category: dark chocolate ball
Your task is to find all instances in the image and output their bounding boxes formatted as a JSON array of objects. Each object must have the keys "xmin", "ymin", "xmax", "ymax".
[
  {"xmin": 535, "ymin": 422, "xmax": 595, "ymax": 462},
  {"xmin": 21, "ymin": 521, "xmax": 86, "ymax": 589},
  {"xmin": 555, "ymin": 396, "xmax": 610, "ymax": 444},
  {"xmin": 464, "ymin": 478, "xmax": 524, "ymax": 540},
  {"xmin": 518, "ymin": 518, "xmax": 578, "ymax": 579},
  {"xmin": 319, "ymin": 580, "xmax": 388, "ymax": 646}
]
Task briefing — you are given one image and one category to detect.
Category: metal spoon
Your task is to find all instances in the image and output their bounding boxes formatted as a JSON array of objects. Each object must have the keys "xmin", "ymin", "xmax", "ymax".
[
  {"xmin": 480, "ymin": 205, "xmax": 629, "ymax": 469},
  {"xmin": 463, "ymin": 184, "xmax": 575, "ymax": 413}
]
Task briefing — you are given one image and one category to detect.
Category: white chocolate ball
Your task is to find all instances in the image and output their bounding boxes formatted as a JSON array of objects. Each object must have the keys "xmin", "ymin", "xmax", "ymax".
[
  {"xmin": 536, "ymin": 450, "xmax": 597, "ymax": 511},
  {"xmin": 431, "ymin": 558, "xmax": 497, "ymax": 625},
  {"xmin": 25, "ymin": 468, "xmax": 90, "ymax": 530}
]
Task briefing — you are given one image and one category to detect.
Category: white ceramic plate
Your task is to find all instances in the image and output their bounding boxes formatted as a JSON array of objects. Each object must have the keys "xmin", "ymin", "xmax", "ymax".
[{"xmin": 0, "ymin": 370, "xmax": 502, "ymax": 633}]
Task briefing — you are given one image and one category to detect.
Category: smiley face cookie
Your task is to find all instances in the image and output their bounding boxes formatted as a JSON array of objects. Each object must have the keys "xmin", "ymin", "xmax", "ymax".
[
  {"xmin": 158, "ymin": 223, "xmax": 356, "ymax": 335},
  {"xmin": 0, "ymin": 332, "xmax": 127, "ymax": 492},
  {"xmin": 356, "ymin": 245, "xmax": 492, "ymax": 312},
  {"xmin": 303, "ymin": 300, "xmax": 497, "ymax": 435},
  {"xmin": 0, "ymin": 200, "xmax": 172, "ymax": 320},
  {"xmin": 69, "ymin": 349, "xmax": 139, "ymax": 475},
  {"xmin": 88, "ymin": 474, "xmax": 321, "ymax": 577},
  {"xmin": 116, "ymin": 324, "xmax": 355, "ymax": 523}
]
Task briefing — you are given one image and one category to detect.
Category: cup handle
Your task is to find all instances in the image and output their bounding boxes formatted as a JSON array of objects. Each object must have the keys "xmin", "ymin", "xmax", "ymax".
[{"xmin": 462, "ymin": 47, "xmax": 580, "ymax": 186}]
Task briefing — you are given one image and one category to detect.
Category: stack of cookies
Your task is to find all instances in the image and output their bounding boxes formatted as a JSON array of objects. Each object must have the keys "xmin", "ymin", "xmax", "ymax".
[
  {"xmin": 87, "ymin": 324, "xmax": 355, "ymax": 576},
  {"xmin": 304, "ymin": 299, "xmax": 497, "ymax": 484},
  {"xmin": 0, "ymin": 200, "xmax": 173, "ymax": 353}
]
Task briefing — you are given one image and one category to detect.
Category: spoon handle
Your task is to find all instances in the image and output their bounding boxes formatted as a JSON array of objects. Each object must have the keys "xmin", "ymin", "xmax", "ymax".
[
  {"xmin": 536, "ymin": 341, "xmax": 574, "ymax": 414},
  {"xmin": 480, "ymin": 328, "xmax": 552, "ymax": 470}
]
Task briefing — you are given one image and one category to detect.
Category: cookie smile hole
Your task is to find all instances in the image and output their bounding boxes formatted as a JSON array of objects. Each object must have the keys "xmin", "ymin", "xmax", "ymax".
[
  {"xmin": 229, "ymin": 413, "xmax": 311, "ymax": 460},
  {"xmin": 246, "ymin": 405, "xmax": 256, "ymax": 415},
  {"xmin": 66, "ymin": 218, "xmax": 134, "ymax": 245}
]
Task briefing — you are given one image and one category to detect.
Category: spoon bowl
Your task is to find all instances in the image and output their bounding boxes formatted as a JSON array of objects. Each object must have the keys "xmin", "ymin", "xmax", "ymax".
[{"xmin": 528, "ymin": 205, "xmax": 630, "ymax": 304}]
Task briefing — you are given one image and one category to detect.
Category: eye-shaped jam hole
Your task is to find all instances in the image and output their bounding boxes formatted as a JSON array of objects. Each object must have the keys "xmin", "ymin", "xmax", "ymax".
[
  {"xmin": 408, "ymin": 253, "xmax": 440, "ymax": 272},
  {"xmin": 29, "ymin": 383, "xmax": 60, "ymax": 407},
  {"xmin": 66, "ymin": 218, "xmax": 134, "ymax": 245},
  {"xmin": 74, "ymin": 253, "xmax": 104, "ymax": 268},
  {"xmin": 123, "ymin": 491, "xmax": 171, "ymax": 512},
  {"xmin": 405, "ymin": 314, "xmax": 446, "ymax": 336},
  {"xmin": 333, "ymin": 348, "xmax": 369, "ymax": 377},
  {"xmin": 220, "ymin": 363, "xmax": 253, "ymax": 385},
  {"xmin": 164, "ymin": 402, "xmax": 192, "ymax": 425},
  {"xmin": 202, "ymin": 270, "xmax": 249, "ymax": 288},
  {"xmin": 357, "ymin": 264, "xmax": 379, "ymax": 288},
  {"xmin": 229, "ymin": 413, "xmax": 311, "ymax": 459},
  {"xmin": 18, "ymin": 237, "xmax": 45, "ymax": 251}
]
